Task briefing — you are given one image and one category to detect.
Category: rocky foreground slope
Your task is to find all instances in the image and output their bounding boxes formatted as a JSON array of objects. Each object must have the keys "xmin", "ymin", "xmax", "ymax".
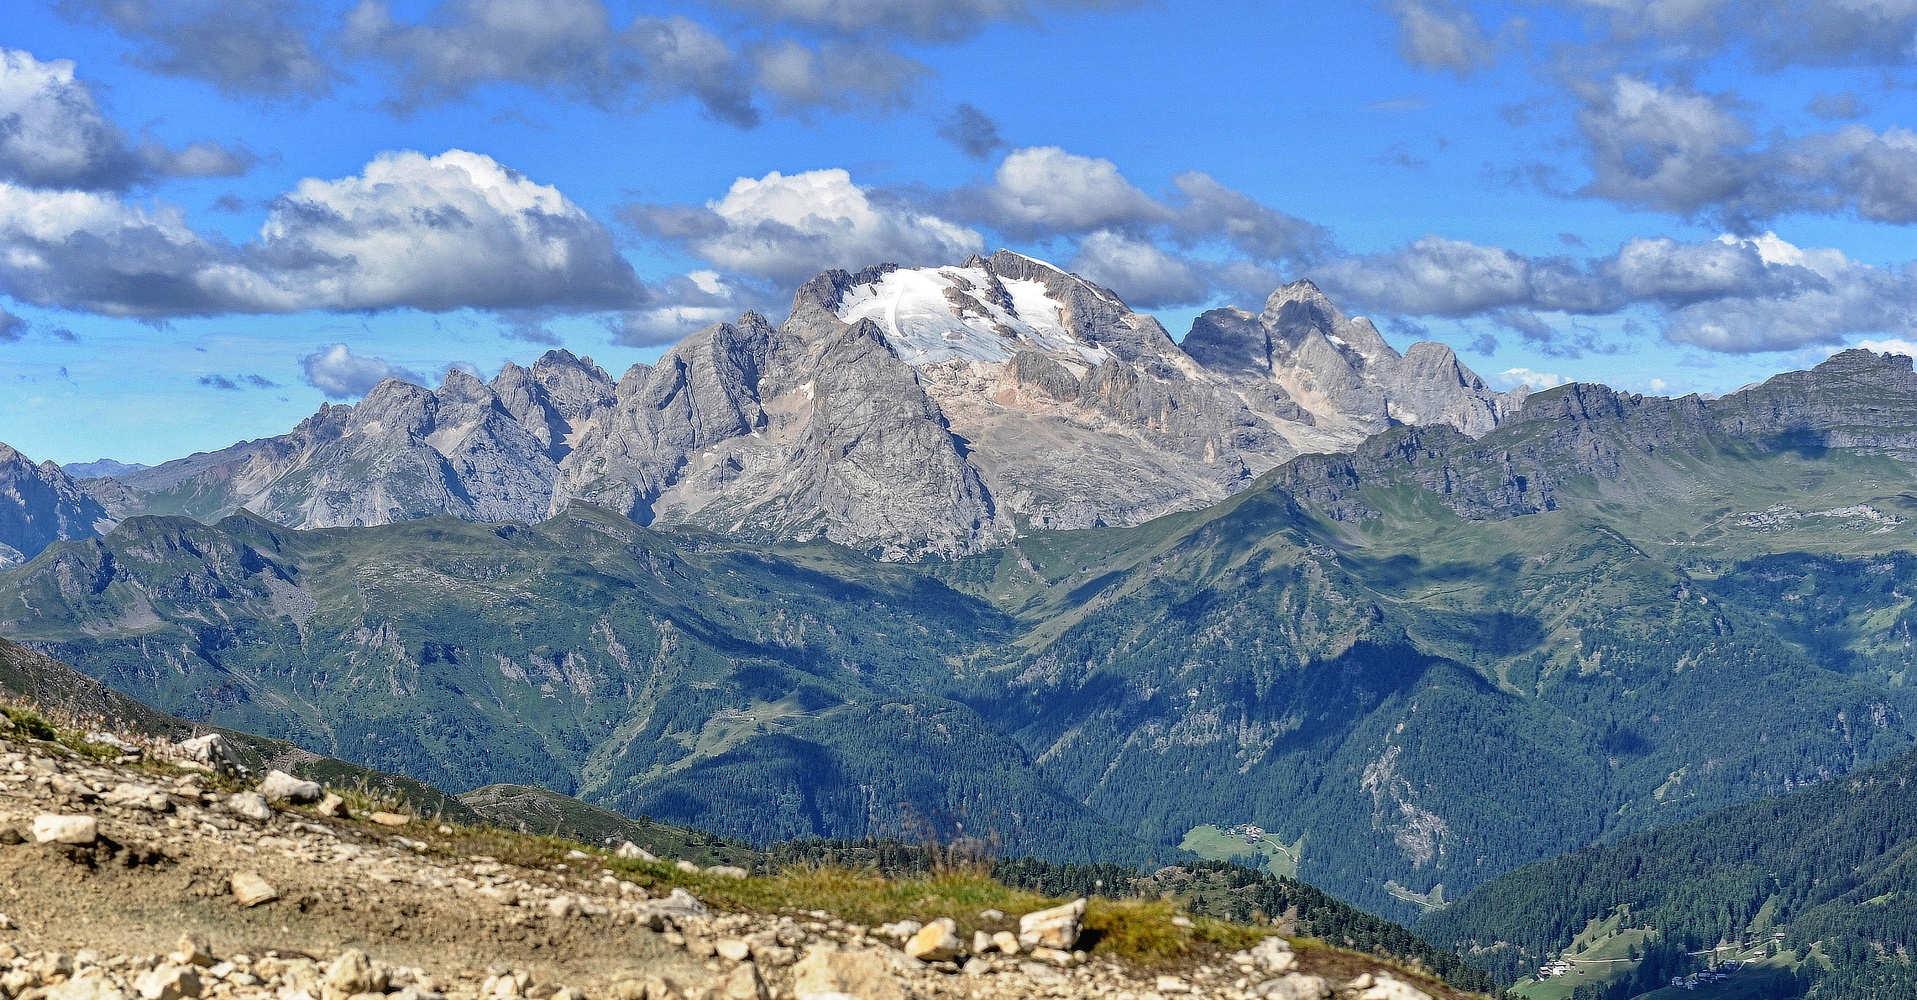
[
  {"xmin": 0, "ymin": 709, "xmax": 1469, "ymax": 1000},
  {"xmin": 78, "ymin": 251, "xmax": 1516, "ymax": 560}
]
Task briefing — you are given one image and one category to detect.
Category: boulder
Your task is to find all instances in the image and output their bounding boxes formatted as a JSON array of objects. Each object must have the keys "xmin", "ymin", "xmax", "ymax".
[
  {"xmin": 791, "ymin": 947, "xmax": 905, "ymax": 1000},
  {"xmin": 171, "ymin": 933, "xmax": 215, "ymax": 968},
  {"xmin": 316, "ymin": 793, "xmax": 348, "ymax": 818},
  {"xmin": 1352, "ymin": 975, "xmax": 1433, "ymax": 1000},
  {"xmin": 230, "ymin": 871, "xmax": 278, "ymax": 907},
  {"xmin": 1242, "ymin": 937, "xmax": 1297, "ymax": 974},
  {"xmin": 990, "ymin": 931, "xmax": 1020, "ymax": 956},
  {"xmin": 615, "ymin": 841, "xmax": 656, "ymax": 861},
  {"xmin": 1016, "ymin": 898, "xmax": 1086, "ymax": 951},
  {"xmin": 223, "ymin": 793, "xmax": 272, "ymax": 822},
  {"xmin": 369, "ymin": 812, "xmax": 411, "ymax": 827},
  {"xmin": 176, "ymin": 733, "xmax": 244, "ymax": 775},
  {"xmin": 324, "ymin": 951, "xmax": 387, "ymax": 1000},
  {"xmin": 134, "ymin": 965, "xmax": 201, "ymax": 1000},
  {"xmin": 904, "ymin": 918, "xmax": 963, "ymax": 962},
  {"xmin": 715, "ymin": 939, "xmax": 752, "ymax": 962},
  {"xmin": 718, "ymin": 964, "xmax": 766, "ymax": 1000},
  {"xmin": 259, "ymin": 770, "xmax": 322, "ymax": 804},
  {"xmin": 1254, "ymin": 974, "xmax": 1330, "ymax": 1000},
  {"xmin": 102, "ymin": 784, "xmax": 171, "ymax": 812},
  {"xmin": 49, "ymin": 969, "xmax": 126, "ymax": 1000},
  {"xmin": 33, "ymin": 814, "xmax": 97, "ymax": 845}
]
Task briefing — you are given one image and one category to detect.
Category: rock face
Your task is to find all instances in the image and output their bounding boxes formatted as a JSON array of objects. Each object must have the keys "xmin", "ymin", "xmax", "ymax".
[
  {"xmin": 0, "ymin": 444, "xmax": 116, "ymax": 568},
  {"xmin": 99, "ymin": 253, "xmax": 1523, "ymax": 557}
]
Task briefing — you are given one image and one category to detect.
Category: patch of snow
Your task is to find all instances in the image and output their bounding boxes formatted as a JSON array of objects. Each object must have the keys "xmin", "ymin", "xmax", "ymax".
[{"xmin": 835, "ymin": 266, "xmax": 1111, "ymax": 367}]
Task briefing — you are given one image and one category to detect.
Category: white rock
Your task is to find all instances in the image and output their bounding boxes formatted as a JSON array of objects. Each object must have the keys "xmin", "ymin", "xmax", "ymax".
[
  {"xmin": 33, "ymin": 814, "xmax": 98, "ymax": 845},
  {"xmin": 176, "ymin": 733, "xmax": 244, "ymax": 775},
  {"xmin": 674, "ymin": 859, "xmax": 701, "ymax": 874},
  {"xmin": 615, "ymin": 841, "xmax": 656, "ymax": 861},
  {"xmin": 904, "ymin": 918, "xmax": 963, "ymax": 962},
  {"xmin": 791, "ymin": 947, "xmax": 905, "ymax": 1000},
  {"xmin": 715, "ymin": 938, "xmax": 752, "ymax": 962},
  {"xmin": 316, "ymin": 793, "xmax": 347, "ymax": 818},
  {"xmin": 135, "ymin": 965, "xmax": 202, "ymax": 1000},
  {"xmin": 1156, "ymin": 975, "xmax": 1191, "ymax": 994},
  {"xmin": 229, "ymin": 871, "xmax": 278, "ymax": 907},
  {"xmin": 258, "ymin": 771, "xmax": 322, "ymax": 804},
  {"xmin": 706, "ymin": 865, "xmax": 748, "ymax": 879},
  {"xmin": 972, "ymin": 930, "xmax": 993, "ymax": 954},
  {"xmin": 1254, "ymin": 974, "xmax": 1331, "ymax": 1000},
  {"xmin": 103, "ymin": 783, "xmax": 172, "ymax": 812},
  {"xmin": 50, "ymin": 969, "xmax": 127, "ymax": 1000},
  {"xmin": 1246, "ymin": 936, "xmax": 1297, "ymax": 974},
  {"xmin": 547, "ymin": 895, "xmax": 582, "ymax": 919},
  {"xmin": 223, "ymin": 792, "xmax": 272, "ymax": 822},
  {"xmin": 991, "ymin": 931, "xmax": 1020, "ymax": 956},
  {"xmin": 1353, "ymin": 975, "xmax": 1434, "ymax": 1000},
  {"xmin": 1017, "ymin": 898, "xmax": 1086, "ymax": 951}
]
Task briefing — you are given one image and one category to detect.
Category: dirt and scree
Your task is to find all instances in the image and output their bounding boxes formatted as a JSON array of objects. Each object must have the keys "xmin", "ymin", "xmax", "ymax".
[{"xmin": 0, "ymin": 721, "xmax": 1472, "ymax": 1000}]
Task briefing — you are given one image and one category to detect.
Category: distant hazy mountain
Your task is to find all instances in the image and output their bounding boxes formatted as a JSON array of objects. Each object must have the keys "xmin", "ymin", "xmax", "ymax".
[
  {"xmin": 62, "ymin": 459, "xmax": 150, "ymax": 479},
  {"xmin": 104, "ymin": 251, "xmax": 1520, "ymax": 558},
  {"xmin": 0, "ymin": 443, "xmax": 115, "ymax": 568}
]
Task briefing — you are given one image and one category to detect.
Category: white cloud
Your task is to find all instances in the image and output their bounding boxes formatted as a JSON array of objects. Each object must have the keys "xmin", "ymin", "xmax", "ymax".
[
  {"xmin": 1856, "ymin": 339, "xmax": 1917, "ymax": 358},
  {"xmin": 0, "ymin": 148, "xmax": 645, "ymax": 318},
  {"xmin": 54, "ymin": 0, "xmax": 337, "ymax": 99},
  {"xmin": 626, "ymin": 167, "xmax": 983, "ymax": 285},
  {"xmin": 1390, "ymin": 1, "xmax": 1496, "ymax": 75},
  {"xmin": 971, "ymin": 146, "xmax": 1168, "ymax": 235},
  {"xmin": 1068, "ymin": 230, "xmax": 1207, "ymax": 308},
  {"xmin": 1500, "ymin": 367, "xmax": 1569, "ymax": 389},
  {"xmin": 254, "ymin": 149, "xmax": 642, "ymax": 313},
  {"xmin": 300, "ymin": 344, "xmax": 424, "ymax": 398}
]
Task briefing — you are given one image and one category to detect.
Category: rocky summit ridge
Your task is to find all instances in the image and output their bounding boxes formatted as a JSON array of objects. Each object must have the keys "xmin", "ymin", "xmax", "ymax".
[{"xmin": 71, "ymin": 251, "xmax": 1517, "ymax": 560}]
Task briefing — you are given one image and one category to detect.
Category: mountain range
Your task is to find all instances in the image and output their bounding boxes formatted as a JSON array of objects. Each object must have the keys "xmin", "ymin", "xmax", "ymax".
[
  {"xmin": 14, "ymin": 251, "xmax": 1518, "ymax": 564},
  {"xmin": 6, "ymin": 322, "xmax": 1917, "ymax": 936}
]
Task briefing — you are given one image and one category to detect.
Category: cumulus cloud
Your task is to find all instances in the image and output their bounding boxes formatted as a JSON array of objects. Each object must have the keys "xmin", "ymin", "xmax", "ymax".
[
  {"xmin": 1069, "ymin": 231, "xmax": 1209, "ymax": 308},
  {"xmin": 301, "ymin": 344, "xmax": 424, "ymax": 398},
  {"xmin": 1316, "ymin": 235, "xmax": 1619, "ymax": 317},
  {"xmin": 1390, "ymin": 1, "xmax": 1497, "ymax": 75},
  {"xmin": 1552, "ymin": 0, "xmax": 1917, "ymax": 70},
  {"xmin": 0, "ymin": 48, "xmax": 256, "ymax": 191},
  {"xmin": 0, "ymin": 148, "xmax": 646, "ymax": 318},
  {"xmin": 1317, "ymin": 231, "xmax": 1917, "ymax": 356},
  {"xmin": 55, "ymin": 0, "xmax": 337, "ymax": 99},
  {"xmin": 623, "ymin": 167, "xmax": 984, "ymax": 285},
  {"xmin": 1565, "ymin": 76, "xmax": 1917, "ymax": 230},
  {"xmin": 965, "ymin": 146, "xmax": 1168, "ymax": 236},
  {"xmin": 939, "ymin": 103, "xmax": 1006, "ymax": 159},
  {"xmin": 709, "ymin": 0, "xmax": 1142, "ymax": 43},
  {"xmin": 749, "ymin": 38, "xmax": 925, "ymax": 115},
  {"xmin": 1857, "ymin": 339, "xmax": 1917, "ymax": 358},
  {"xmin": 252, "ymin": 149, "xmax": 643, "ymax": 312},
  {"xmin": 0, "ymin": 307, "xmax": 24, "ymax": 342},
  {"xmin": 1499, "ymin": 367, "xmax": 1568, "ymax": 389},
  {"xmin": 607, "ymin": 269, "xmax": 779, "ymax": 346}
]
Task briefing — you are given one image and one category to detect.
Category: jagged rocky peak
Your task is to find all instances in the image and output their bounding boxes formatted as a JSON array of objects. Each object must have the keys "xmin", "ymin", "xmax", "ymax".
[{"xmin": 0, "ymin": 441, "xmax": 116, "ymax": 568}]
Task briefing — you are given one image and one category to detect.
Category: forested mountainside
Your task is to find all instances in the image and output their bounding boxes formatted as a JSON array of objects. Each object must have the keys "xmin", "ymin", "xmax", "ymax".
[
  {"xmin": 7, "ymin": 349, "xmax": 1917, "ymax": 924},
  {"xmin": 1418, "ymin": 743, "xmax": 1917, "ymax": 999}
]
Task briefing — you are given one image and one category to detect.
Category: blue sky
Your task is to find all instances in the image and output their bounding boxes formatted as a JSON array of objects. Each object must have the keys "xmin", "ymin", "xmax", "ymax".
[{"xmin": 3, "ymin": 0, "xmax": 1915, "ymax": 465}]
